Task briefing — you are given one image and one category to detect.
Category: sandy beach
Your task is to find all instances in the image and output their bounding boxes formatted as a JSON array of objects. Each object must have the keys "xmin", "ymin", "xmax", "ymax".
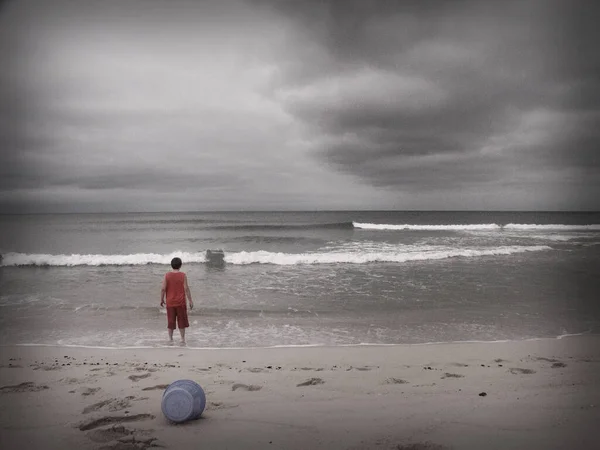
[{"xmin": 1, "ymin": 335, "xmax": 599, "ymax": 450}]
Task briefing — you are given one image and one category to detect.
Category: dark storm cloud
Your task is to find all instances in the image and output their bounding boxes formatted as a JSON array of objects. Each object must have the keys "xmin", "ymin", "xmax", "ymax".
[
  {"xmin": 262, "ymin": 0, "xmax": 600, "ymax": 207},
  {"xmin": 1, "ymin": 0, "xmax": 598, "ymax": 212}
]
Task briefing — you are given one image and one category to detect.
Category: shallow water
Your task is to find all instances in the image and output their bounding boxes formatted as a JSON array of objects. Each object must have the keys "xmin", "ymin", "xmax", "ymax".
[{"xmin": 1, "ymin": 211, "xmax": 599, "ymax": 348}]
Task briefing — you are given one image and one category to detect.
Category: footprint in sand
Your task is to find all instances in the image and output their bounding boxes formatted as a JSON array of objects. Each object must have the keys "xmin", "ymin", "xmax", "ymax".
[
  {"xmin": 81, "ymin": 387, "xmax": 101, "ymax": 396},
  {"xmin": 78, "ymin": 414, "xmax": 155, "ymax": 431},
  {"xmin": 385, "ymin": 378, "xmax": 409, "ymax": 385},
  {"xmin": 98, "ymin": 435, "xmax": 163, "ymax": 450},
  {"xmin": 395, "ymin": 442, "xmax": 450, "ymax": 450},
  {"xmin": 232, "ymin": 383, "xmax": 262, "ymax": 392},
  {"xmin": 82, "ymin": 400, "xmax": 119, "ymax": 414},
  {"xmin": 31, "ymin": 363, "xmax": 62, "ymax": 371},
  {"xmin": 86, "ymin": 424, "xmax": 135, "ymax": 443},
  {"xmin": 141, "ymin": 384, "xmax": 170, "ymax": 391},
  {"xmin": 83, "ymin": 396, "xmax": 137, "ymax": 414},
  {"xmin": 534, "ymin": 357, "xmax": 567, "ymax": 368},
  {"xmin": 297, "ymin": 378, "xmax": 325, "ymax": 387},
  {"xmin": 208, "ymin": 401, "xmax": 239, "ymax": 410},
  {"xmin": 441, "ymin": 373, "xmax": 465, "ymax": 379},
  {"xmin": 128, "ymin": 373, "xmax": 152, "ymax": 382},
  {"xmin": 535, "ymin": 357, "xmax": 559, "ymax": 363},
  {"xmin": 449, "ymin": 363, "xmax": 469, "ymax": 367},
  {"xmin": 509, "ymin": 368, "xmax": 536, "ymax": 375},
  {"xmin": 0, "ymin": 382, "xmax": 49, "ymax": 393},
  {"xmin": 86, "ymin": 425, "xmax": 161, "ymax": 449},
  {"xmin": 133, "ymin": 367, "xmax": 158, "ymax": 373},
  {"xmin": 246, "ymin": 367, "xmax": 267, "ymax": 373},
  {"xmin": 346, "ymin": 366, "xmax": 377, "ymax": 371}
]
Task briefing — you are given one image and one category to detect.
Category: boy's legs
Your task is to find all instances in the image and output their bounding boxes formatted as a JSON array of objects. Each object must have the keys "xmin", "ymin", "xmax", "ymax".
[
  {"xmin": 176, "ymin": 305, "xmax": 190, "ymax": 344},
  {"xmin": 166, "ymin": 307, "xmax": 176, "ymax": 342}
]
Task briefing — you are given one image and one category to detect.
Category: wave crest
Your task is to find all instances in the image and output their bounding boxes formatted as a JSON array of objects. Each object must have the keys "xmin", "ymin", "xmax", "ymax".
[
  {"xmin": 226, "ymin": 246, "xmax": 550, "ymax": 265},
  {"xmin": 353, "ymin": 222, "xmax": 600, "ymax": 231},
  {"xmin": 1, "ymin": 246, "xmax": 552, "ymax": 267},
  {"xmin": 353, "ymin": 222, "xmax": 500, "ymax": 230},
  {"xmin": 503, "ymin": 223, "xmax": 600, "ymax": 230},
  {"xmin": 208, "ymin": 222, "xmax": 354, "ymax": 231},
  {"xmin": 0, "ymin": 251, "xmax": 206, "ymax": 267}
]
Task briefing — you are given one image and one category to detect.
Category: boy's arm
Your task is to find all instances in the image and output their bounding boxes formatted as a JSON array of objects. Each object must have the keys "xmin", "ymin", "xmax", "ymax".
[
  {"xmin": 160, "ymin": 276, "xmax": 166, "ymax": 307},
  {"xmin": 184, "ymin": 274, "xmax": 193, "ymax": 309}
]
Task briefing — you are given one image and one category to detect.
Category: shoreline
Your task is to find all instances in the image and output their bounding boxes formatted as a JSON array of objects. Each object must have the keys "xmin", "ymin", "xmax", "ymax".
[
  {"xmin": 4, "ymin": 330, "xmax": 597, "ymax": 351},
  {"xmin": 1, "ymin": 335, "xmax": 599, "ymax": 449}
]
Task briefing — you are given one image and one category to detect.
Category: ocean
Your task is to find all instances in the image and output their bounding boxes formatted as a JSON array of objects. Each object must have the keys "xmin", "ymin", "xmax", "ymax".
[{"xmin": 0, "ymin": 211, "xmax": 599, "ymax": 349}]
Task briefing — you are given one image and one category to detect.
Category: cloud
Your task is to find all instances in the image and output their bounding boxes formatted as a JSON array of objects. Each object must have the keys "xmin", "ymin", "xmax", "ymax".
[
  {"xmin": 260, "ymin": 0, "xmax": 600, "ymax": 209},
  {"xmin": 0, "ymin": 0, "xmax": 598, "ymax": 212}
]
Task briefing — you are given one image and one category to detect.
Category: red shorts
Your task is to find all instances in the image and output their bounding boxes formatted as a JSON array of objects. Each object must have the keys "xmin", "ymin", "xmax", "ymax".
[{"xmin": 166, "ymin": 305, "xmax": 189, "ymax": 329}]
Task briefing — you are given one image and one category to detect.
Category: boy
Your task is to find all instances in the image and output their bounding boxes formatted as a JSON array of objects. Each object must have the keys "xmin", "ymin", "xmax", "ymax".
[{"xmin": 160, "ymin": 257, "xmax": 194, "ymax": 344}]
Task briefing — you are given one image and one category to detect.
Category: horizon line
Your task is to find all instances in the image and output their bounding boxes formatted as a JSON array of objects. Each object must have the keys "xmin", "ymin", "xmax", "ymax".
[{"xmin": 1, "ymin": 209, "xmax": 599, "ymax": 216}]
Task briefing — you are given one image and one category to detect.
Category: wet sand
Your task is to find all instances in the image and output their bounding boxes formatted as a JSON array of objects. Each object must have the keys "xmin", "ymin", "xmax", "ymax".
[{"xmin": 1, "ymin": 335, "xmax": 599, "ymax": 449}]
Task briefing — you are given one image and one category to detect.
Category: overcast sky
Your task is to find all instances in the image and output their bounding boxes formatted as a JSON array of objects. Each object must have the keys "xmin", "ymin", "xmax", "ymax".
[{"xmin": 0, "ymin": 0, "xmax": 598, "ymax": 213}]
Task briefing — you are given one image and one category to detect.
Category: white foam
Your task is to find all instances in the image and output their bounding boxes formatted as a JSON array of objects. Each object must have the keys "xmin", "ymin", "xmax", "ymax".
[
  {"xmin": 556, "ymin": 330, "xmax": 592, "ymax": 339},
  {"xmin": 520, "ymin": 234, "xmax": 577, "ymax": 242},
  {"xmin": 0, "ymin": 251, "xmax": 206, "ymax": 267},
  {"xmin": 225, "ymin": 245, "xmax": 551, "ymax": 265},
  {"xmin": 0, "ymin": 245, "xmax": 552, "ymax": 267},
  {"xmin": 353, "ymin": 222, "xmax": 501, "ymax": 230},
  {"xmin": 11, "ymin": 332, "xmax": 595, "ymax": 350},
  {"xmin": 353, "ymin": 222, "xmax": 600, "ymax": 231},
  {"xmin": 503, "ymin": 223, "xmax": 600, "ymax": 230}
]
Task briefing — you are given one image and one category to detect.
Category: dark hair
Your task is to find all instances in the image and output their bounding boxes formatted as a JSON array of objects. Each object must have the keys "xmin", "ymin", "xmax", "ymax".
[{"xmin": 171, "ymin": 257, "xmax": 182, "ymax": 270}]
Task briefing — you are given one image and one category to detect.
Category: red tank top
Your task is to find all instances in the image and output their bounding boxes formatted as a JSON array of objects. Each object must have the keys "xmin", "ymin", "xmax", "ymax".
[{"xmin": 165, "ymin": 271, "xmax": 186, "ymax": 307}]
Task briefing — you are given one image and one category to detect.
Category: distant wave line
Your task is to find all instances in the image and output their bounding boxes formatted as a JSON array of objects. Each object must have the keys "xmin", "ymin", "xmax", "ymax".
[
  {"xmin": 205, "ymin": 222, "xmax": 354, "ymax": 231},
  {"xmin": 353, "ymin": 222, "xmax": 600, "ymax": 231}
]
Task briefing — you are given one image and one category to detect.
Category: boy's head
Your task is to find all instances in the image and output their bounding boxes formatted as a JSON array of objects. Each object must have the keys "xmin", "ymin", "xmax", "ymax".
[{"xmin": 171, "ymin": 257, "xmax": 182, "ymax": 270}]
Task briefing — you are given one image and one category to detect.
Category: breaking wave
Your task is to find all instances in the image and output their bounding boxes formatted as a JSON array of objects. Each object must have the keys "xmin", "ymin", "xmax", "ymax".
[
  {"xmin": 206, "ymin": 222, "xmax": 354, "ymax": 231},
  {"xmin": 0, "ymin": 251, "xmax": 206, "ymax": 267},
  {"xmin": 1, "ymin": 245, "xmax": 552, "ymax": 267},
  {"xmin": 503, "ymin": 223, "xmax": 600, "ymax": 230},
  {"xmin": 353, "ymin": 222, "xmax": 600, "ymax": 231},
  {"xmin": 225, "ymin": 246, "xmax": 550, "ymax": 265},
  {"xmin": 353, "ymin": 222, "xmax": 500, "ymax": 231}
]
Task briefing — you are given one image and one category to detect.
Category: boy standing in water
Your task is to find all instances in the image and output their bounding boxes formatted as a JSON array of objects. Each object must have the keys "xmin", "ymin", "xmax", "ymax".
[{"xmin": 160, "ymin": 257, "xmax": 193, "ymax": 344}]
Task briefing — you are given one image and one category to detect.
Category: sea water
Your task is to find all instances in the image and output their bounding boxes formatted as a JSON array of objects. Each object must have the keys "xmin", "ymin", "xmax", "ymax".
[{"xmin": 0, "ymin": 211, "xmax": 599, "ymax": 348}]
